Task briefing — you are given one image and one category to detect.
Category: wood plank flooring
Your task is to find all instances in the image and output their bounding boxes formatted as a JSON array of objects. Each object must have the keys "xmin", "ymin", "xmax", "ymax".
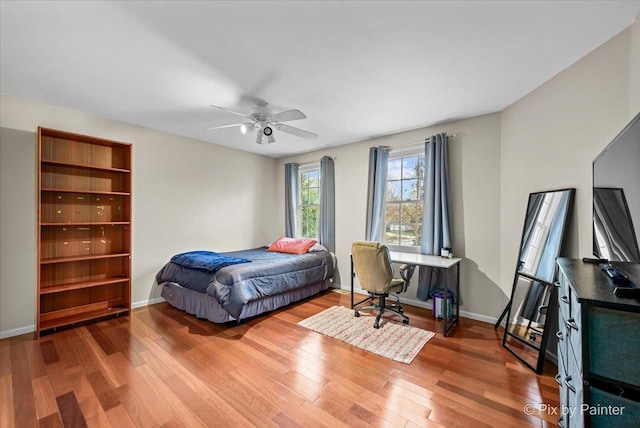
[{"xmin": 0, "ymin": 290, "xmax": 559, "ymax": 427}]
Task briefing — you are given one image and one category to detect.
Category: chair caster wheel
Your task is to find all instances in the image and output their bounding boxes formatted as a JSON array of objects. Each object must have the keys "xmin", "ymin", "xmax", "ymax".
[
  {"xmin": 374, "ymin": 322, "xmax": 380, "ymax": 329},
  {"xmin": 354, "ymin": 311, "xmax": 360, "ymax": 318},
  {"xmin": 402, "ymin": 319, "xmax": 409, "ymax": 325},
  {"xmin": 399, "ymin": 308, "xmax": 404, "ymax": 314}
]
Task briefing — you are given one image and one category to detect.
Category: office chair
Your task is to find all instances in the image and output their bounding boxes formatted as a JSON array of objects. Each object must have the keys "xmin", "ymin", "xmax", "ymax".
[{"xmin": 351, "ymin": 241, "xmax": 411, "ymax": 328}]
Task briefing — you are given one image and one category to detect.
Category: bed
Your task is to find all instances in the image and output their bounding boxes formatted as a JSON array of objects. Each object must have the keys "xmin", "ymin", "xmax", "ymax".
[{"xmin": 156, "ymin": 246, "xmax": 335, "ymax": 323}]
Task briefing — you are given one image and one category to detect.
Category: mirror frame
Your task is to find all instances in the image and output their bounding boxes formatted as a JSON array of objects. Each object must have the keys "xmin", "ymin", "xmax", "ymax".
[{"xmin": 502, "ymin": 188, "xmax": 575, "ymax": 374}]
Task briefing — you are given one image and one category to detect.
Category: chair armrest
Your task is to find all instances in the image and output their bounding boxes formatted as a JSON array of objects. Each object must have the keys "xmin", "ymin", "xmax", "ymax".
[{"xmin": 398, "ymin": 264, "xmax": 415, "ymax": 292}]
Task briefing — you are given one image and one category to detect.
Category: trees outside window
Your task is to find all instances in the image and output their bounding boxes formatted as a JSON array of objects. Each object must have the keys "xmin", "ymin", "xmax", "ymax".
[
  {"xmin": 299, "ymin": 168, "xmax": 320, "ymax": 238},
  {"xmin": 385, "ymin": 152, "xmax": 425, "ymax": 247}
]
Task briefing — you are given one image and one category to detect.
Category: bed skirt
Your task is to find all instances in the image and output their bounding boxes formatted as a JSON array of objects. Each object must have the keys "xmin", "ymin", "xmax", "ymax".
[{"xmin": 160, "ymin": 279, "xmax": 331, "ymax": 323}]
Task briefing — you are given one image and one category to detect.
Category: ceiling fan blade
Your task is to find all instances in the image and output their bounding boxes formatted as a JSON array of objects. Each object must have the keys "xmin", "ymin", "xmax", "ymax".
[
  {"xmin": 209, "ymin": 105, "xmax": 256, "ymax": 121},
  {"xmin": 272, "ymin": 109, "xmax": 307, "ymax": 123},
  {"xmin": 276, "ymin": 123, "xmax": 318, "ymax": 140},
  {"xmin": 239, "ymin": 95, "xmax": 269, "ymax": 107},
  {"xmin": 205, "ymin": 123, "xmax": 243, "ymax": 131}
]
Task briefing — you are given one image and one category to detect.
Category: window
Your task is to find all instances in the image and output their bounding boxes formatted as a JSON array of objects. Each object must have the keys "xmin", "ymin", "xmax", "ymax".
[
  {"xmin": 385, "ymin": 149, "xmax": 425, "ymax": 247},
  {"xmin": 298, "ymin": 166, "xmax": 321, "ymax": 238}
]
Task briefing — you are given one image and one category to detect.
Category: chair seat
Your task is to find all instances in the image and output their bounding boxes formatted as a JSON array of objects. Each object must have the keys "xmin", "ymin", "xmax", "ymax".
[{"xmin": 390, "ymin": 278, "xmax": 405, "ymax": 289}]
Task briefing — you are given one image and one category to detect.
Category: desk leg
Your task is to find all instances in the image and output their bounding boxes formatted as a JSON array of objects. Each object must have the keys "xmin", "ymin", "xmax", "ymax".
[
  {"xmin": 350, "ymin": 255, "xmax": 354, "ymax": 309},
  {"xmin": 443, "ymin": 262, "xmax": 460, "ymax": 337}
]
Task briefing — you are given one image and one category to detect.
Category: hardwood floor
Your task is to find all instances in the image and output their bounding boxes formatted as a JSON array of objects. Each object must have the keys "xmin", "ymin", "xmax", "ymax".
[{"xmin": 1, "ymin": 290, "xmax": 559, "ymax": 427}]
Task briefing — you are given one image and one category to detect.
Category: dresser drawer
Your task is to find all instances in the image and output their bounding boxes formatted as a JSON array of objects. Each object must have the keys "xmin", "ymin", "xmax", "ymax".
[
  {"xmin": 557, "ymin": 357, "xmax": 570, "ymax": 428},
  {"xmin": 588, "ymin": 386, "xmax": 640, "ymax": 428},
  {"xmin": 566, "ymin": 348, "xmax": 584, "ymax": 428},
  {"xmin": 588, "ymin": 307, "xmax": 640, "ymax": 385},
  {"xmin": 557, "ymin": 314, "xmax": 569, "ymax": 373},
  {"xmin": 559, "ymin": 273, "xmax": 583, "ymax": 375},
  {"xmin": 559, "ymin": 272, "xmax": 572, "ymax": 321}
]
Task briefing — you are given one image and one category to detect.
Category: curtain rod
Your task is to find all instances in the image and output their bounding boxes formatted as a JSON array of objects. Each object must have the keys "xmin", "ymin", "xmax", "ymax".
[
  {"xmin": 293, "ymin": 156, "xmax": 336, "ymax": 167},
  {"xmin": 291, "ymin": 133, "xmax": 457, "ymax": 165},
  {"xmin": 391, "ymin": 133, "xmax": 457, "ymax": 150}
]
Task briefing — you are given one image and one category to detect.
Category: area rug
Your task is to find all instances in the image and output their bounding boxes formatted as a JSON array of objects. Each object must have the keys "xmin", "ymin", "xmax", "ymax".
[{"xmin": 297, "ymin": 305, "xmax": 435, "ymax": 364}]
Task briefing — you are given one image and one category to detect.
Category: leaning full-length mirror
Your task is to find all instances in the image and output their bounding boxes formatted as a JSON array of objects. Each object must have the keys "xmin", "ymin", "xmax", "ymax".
[{"xmin": 503, "ymin": 188, "xmax": 575, "ymax": 373}]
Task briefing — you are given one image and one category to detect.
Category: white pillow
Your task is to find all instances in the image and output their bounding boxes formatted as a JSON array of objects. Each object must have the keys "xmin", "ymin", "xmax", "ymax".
[{"xmin": 308, "ymin": 243, "xmax": 328, "ymax": 252}]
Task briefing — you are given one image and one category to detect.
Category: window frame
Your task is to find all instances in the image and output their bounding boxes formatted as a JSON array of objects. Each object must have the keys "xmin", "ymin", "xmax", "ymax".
[
  {"xmin": 383, "ymin": 146, "xmax": 425, "ymax": 253},
  {"xmin": 297, "ymin": 163, "xmax": 321, "ymax": 239}
]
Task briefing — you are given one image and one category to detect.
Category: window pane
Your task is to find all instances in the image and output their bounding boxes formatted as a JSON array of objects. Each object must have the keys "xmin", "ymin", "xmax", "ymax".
[
  {"xmin": 298, "ymin": 168, "xmax": 320, "ymax": 239},
  {"xmin": 400, "ymin": 223, "xmax": 421, "ymax": 246},
  {"xmin": 401, "ymin": 202, "xmax": 420, "ymax": 224},
  {"xmin": 401, "ymin": 203, "xmax": 422, "ymax": 246},
  {"xmin": 385, "ymin": 202, "xmax": 400, "ymax": 245},
  {"xmin": 386, "ymin": 181, "xmax": 401, "ymax": 201},
  {"xmin": 307, "ymin": 206, "xmax": 318, "ymax": 238},
  {"xmin": 402, "ymin": 156, "xmax": 418, "ymax": 179},
  {"xmin": 309, "ymin": 188, "xmax": 319, "ymax": 204},
  {"xmin": 386, "ymin": 202, "xmax": 400, "ymax": 224},
  {"xmin": 388, "ymin": 158, "xmax": 402, "ymax": 180},
  {"xmin": 402, "ymin": 179, "xmax": 419, "ymax": 200},
  {"xmin": 384, "ymin": 154, "xmax": 425, "ymax": 247}
]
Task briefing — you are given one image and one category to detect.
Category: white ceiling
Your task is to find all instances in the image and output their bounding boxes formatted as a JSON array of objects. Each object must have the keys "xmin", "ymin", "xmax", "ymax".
[{"xmin": 2, "ymin": 1, "xmax": 639, "ymax": 158}]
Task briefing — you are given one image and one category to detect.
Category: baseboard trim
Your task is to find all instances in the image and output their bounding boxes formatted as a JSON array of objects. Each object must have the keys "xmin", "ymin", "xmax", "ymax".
[
  {"xmin": 337, "ymin": 284, "xmax": 499, "ymax": 326},
  {"xmin": 132, "ymin": 296, "xmax": 165, "ymax": 309},
  {"xmin": 0, "ymin": 324, "xmax": 35, "ymax": 339}
]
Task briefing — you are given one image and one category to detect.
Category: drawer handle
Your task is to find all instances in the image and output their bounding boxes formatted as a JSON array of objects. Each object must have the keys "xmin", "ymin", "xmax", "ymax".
[
  {"xmin": 556, "ymin": 331, "xmax": 564, "ymax": 341},
  {"xmin": 554, "ymin": 281, "xmax": 561, "ymax": 287},
  {"xmin": 560, "ymin": 295, "xmax": 570, "ymax": 304},
  {"xmin": 564, "ymin": 375, "xmax": 576, "ymax": 393},
  {"xmin": 565, "ymin": 318, "xmax": 579, "ymax": 331},
  {"xmin": 555, "ymin": 373, "xmax": 562, "ymax": 385},
  {"xmin": 558, "ymin": 416, "xmax": 565, "ymax": 428}
]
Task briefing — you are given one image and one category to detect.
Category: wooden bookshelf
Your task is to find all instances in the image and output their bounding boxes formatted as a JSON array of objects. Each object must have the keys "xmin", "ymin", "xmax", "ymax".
[{"xmin": 37, "ymin": 127, "xmax": 132, "ymax": 336}]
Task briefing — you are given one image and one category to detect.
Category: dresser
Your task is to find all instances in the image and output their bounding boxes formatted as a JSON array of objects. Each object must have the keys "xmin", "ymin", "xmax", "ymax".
[{"xmin": 556, "ymin": 258, "xmax": 640, "ymax": 427}]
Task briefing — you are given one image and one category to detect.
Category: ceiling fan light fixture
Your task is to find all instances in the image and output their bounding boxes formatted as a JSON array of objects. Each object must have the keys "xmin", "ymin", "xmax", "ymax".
[
  {"xmin": 267, "ymin": 134, "xmax": 276, "ymax": 144},
  {"xmin": 240, "ymin": 123, "xmax": 249, "ymax": 134}
]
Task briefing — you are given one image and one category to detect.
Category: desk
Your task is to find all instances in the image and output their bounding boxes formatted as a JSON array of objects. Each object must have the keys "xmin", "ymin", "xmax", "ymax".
[{"xmin": 350, "ymin": 251, "xmax": 462, "ymax": 337}]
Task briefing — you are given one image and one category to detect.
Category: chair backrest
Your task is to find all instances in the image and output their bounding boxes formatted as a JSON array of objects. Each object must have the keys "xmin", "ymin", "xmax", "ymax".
[{"xmin": 351, "ymin": 241, "xmax": 394, "ymax": 294}]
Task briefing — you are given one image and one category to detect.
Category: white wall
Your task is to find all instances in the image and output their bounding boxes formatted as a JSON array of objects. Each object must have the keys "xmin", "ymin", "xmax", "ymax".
[
  {"xmin": 630, "ymin": 11, "xmax": 640, "ymax": 114},
  {"xmin": 277, "ymin": 113, "xmax": 504, "ymax": 322},
  {"xmin": 0, "ymin": 95, "xmax": 278, "ymax": 337},
  {"xmin": 500, "ymin": 19, "xmax": 639, "ymax": 290}
]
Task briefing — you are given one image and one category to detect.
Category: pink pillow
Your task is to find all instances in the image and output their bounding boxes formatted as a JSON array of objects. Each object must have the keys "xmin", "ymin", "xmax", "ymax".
[{"xmin": 267, "ymin": 237, "xmax": 318, "ymax": 254}]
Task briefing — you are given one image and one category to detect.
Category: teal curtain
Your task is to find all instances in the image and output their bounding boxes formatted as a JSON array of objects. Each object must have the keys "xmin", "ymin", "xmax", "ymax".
[
  {"xmin": 365, "ymin": 146, "xmax": 389, "ymax": 241},
  {"xmin": 284, "ymin": 163, "xmax": 299, "ymax": 238},
  {"xmin": 418, "ymin": 133, "xmax": 454, "ymax": 301},
  {"xmin": 319, "ymin": 156, "xmax": 335, "ymax": 252}
]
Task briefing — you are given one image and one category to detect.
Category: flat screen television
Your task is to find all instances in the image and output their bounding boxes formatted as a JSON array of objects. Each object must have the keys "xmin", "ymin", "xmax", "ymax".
[{"xmin": 593, "ymin": 112, "xmax": 640, "ymax": 264}]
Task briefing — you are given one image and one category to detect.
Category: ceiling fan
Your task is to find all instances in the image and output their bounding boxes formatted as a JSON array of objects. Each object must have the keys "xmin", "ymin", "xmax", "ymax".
[{"xmin": 206, "ymin": 101, "xmax": 318, "ymax": 145}]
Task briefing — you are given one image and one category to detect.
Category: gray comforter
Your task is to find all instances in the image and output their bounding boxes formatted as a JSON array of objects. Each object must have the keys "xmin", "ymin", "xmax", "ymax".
[{"xmin": 156, "ymin": 247, "xmax": 334, "ymax": 318}]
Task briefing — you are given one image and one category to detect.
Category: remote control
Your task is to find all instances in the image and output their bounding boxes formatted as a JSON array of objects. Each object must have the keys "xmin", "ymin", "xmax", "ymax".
[
  {"xmin": 604, "ymin": 266, "xmax": 619, "ymax": 277},
  {"xmin": 601, "ymin": 264, "xmax": 633, "ymax": 286}
]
